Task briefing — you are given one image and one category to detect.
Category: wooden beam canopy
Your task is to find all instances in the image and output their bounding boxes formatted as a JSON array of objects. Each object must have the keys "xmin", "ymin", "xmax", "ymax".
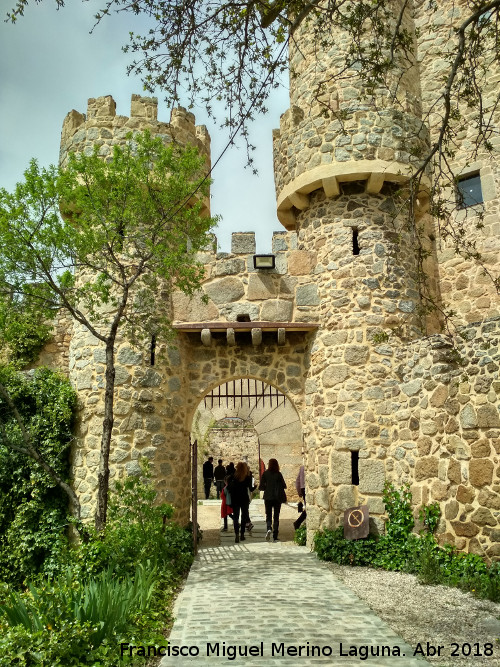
[{"xmin": 173, "ymin": 321, "xmax": 319, "ymax": 347}]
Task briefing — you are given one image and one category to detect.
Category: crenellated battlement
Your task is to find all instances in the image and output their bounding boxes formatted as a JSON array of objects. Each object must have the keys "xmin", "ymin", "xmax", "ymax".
[
  {"xmin": 175, "ymin": 230, "xmax": 305, "ymax": 325},
  {"xmin": 60, "ymin": 95, "xmax": 211, "ymax": 174}
]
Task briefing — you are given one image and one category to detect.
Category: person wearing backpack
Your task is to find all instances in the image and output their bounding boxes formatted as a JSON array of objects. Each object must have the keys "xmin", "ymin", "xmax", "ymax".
[{"xmin": 259, "ymin": 458, "xmax": 287, "ymax": 543}]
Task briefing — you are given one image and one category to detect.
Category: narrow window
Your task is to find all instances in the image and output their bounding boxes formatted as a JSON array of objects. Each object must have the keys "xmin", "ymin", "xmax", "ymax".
[
  {"xmin": 351, "ymin": 451, "xmax": 359, "ymax": 486},
  {"xmin": 352, "ymin": 228, "xmax": 360, "ymax": 255},
  {"xmin": 456, "ymin": 173, "xmax": 483, "ymax": 209},
  {"xmin": 150, "ymin": 335, "xmax": 156, "ymax": 366},
  {"xmin": 236, "ymin": 314, "xmax": 251, "ymax": 322}
]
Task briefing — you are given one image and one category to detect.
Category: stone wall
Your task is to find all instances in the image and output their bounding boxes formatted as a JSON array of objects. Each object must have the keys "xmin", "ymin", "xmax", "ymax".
[
  {"xmin": 198, "ymin": 428, "xmax": 259, "ymax": 499},
  {"xmin": 304, "ymin": 314, "xmax": 500, "ymax": 558},
  {"xmin": 66, "ymin": 304, "xmax": 311, "ymax": 522},
  {"xmin": 41, "ymin": 0, "xmax": 500, "ymax": 559},
  {"xmin": 391, "ymin": 318, "xmax": 500, "ymax": 560},
  {"xmin": 272, "ymin": 0, "xmax": 430, "ymax": 230},
  {"xmin": 415, "ymin": 1, "xmax": 500, "ymax": 325}
]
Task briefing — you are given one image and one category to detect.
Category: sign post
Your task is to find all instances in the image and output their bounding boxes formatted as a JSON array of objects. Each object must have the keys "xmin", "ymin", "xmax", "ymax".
[{"xmin": 343, "ymin": 505, "xmax": 370, "ymax": 540}]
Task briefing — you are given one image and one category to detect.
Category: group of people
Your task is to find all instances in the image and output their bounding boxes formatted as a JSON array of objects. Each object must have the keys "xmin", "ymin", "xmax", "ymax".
[
  {"xmin": 202, "ymin": 457, "xmax": 235, "ymax": 500},
  {"xmin": 203, "ymin": 456, "xmax": 291, "ymax": 543}
]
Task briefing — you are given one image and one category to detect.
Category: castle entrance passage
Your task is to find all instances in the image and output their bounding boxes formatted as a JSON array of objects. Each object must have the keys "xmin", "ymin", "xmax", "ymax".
[
  {"xmin": 189, "ymin": 377, "xmax": 304, "ymax": 545},
  {"xmin": 192, "ymin": 378, "xmax": 303, "ymax": 499},
  {"xmin": 166, "ymin": 322, "xmax": 314, "ymax": 528}
]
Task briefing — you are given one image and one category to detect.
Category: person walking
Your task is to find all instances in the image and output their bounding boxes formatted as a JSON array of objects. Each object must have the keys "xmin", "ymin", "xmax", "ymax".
[
  {"xmin": 220, "ymin": 475, "xmax": 233, "ymax": 532},
  {"xmin": 214, "ymin": 459, "xmax": 226, "ymax": 499},
  {"xmin": 294, "ymin": 464, "xmax": 307, "ymax": 530},
  {"xmin": 227, "ymin": 462, "xmax": 252, "ymax": 544},
  {"xmin": 202, "ymin": 456, "xmax": 214, "ymax": 500},
  {"xmin": 245, "ymin": 469, "xmax": 257, "ymax": 533},
  {"xmin": 259, "ymin": 458, "xmax": 287, "ymax": 543}
]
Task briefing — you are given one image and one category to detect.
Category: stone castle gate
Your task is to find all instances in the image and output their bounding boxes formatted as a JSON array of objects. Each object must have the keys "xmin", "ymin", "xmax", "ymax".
[{"xmin": 43, "ymin": 0, "xmax": 500, "ymax": 559}]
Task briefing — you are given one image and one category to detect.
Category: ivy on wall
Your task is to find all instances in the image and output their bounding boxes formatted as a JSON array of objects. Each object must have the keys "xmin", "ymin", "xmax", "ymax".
[{"xmin": 0, "ymin": 365, "xmax": 77, "ymax": 582}]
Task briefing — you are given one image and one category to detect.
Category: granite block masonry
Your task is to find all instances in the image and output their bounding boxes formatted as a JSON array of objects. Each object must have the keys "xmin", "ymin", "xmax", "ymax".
[{"xmin": 39, "ymin": 0, "xmax": 500, "ymax": 559}]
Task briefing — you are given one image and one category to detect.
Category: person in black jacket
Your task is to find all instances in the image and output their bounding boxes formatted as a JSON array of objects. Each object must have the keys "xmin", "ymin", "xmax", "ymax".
[
  {"xmin": 259, "ymin": 458, "xmax": 287, "ymax": 543},
  {"xmin": 202, "ymin": 456, "xmax": 214, "ymax": 500},
  {"xmin": 227, "ymin": 461, "xmax": 252, "ymax": 544},
  {"xmin": 214, "ymin": 459, "xmax": 226, "ymax": 499}
]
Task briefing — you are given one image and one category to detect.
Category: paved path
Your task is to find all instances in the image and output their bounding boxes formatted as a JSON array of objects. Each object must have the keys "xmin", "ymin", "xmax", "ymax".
[{"xmin": 160, "ymin": 504, "xmax": 428, "ymax": 667}]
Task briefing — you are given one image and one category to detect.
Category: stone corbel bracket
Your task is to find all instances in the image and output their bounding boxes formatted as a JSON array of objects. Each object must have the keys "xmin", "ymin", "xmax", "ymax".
[{"xmin": 276, "ymin": 160, "xmax": 431, "ymax": 229}]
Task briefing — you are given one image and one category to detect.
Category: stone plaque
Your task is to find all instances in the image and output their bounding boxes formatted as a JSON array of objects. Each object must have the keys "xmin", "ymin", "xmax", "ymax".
[{"xmin": 344, "ymin": 505, "xmax": 369, "ymax": 540}]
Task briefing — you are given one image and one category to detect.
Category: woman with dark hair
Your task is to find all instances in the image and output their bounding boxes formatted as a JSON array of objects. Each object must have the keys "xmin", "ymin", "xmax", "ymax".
[
  {"xmin": 227, "ymin": 461, "xmax": 252, "ymax": 544},
  {"xmin": 259, "ymin": 458, "xmax": 287, "ymax": 543}
]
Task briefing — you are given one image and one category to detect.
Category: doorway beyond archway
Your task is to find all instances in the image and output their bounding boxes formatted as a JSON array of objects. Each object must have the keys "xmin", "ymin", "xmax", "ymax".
[{"xmin": 191, "ymin": 378, "xmax": 303, "ymax": 502}]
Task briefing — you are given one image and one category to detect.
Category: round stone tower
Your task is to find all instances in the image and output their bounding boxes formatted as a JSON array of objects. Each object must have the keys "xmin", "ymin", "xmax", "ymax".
[
  {"xmin": 59, "ymin": 95, "xmax": 211, "ymax": 521},
  {"xmin": 272, "ymin": 3, "xmax": 432, "ymax": 533}
]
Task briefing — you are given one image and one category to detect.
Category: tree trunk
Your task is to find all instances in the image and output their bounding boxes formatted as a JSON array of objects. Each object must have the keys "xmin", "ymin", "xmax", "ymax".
[{"xmin": 94, "ymin": 338, "xmax": 116, "ymax": 531}]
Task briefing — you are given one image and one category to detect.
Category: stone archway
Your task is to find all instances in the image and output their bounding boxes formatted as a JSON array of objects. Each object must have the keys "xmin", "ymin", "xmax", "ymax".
[{"xmin": 191, "ymin": 378, "xmax": 304, "ymax": 502}]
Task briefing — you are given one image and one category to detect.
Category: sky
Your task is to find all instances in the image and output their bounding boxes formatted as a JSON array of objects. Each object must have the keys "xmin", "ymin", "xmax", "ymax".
[{"xmin": 0, "ymin": 1, "xmax": 290, "ymax": 253}]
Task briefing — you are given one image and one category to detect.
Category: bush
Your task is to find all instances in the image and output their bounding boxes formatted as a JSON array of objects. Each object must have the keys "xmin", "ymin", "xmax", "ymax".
[
  {"xmin": 0, "ymin": 461, "xmax": 195, "ymax": 665},
  {"xmin": 0, "ymin": 565, "xmax": 162, "ymax": 666},
  {"xmin": 70, "ymin": 460, "xmax": 194, "ymax": 581},
  {"xmin": 0, "ymin": 366, "xmax": 76, "ymax": 583},
  {"xmin": 0, "ymin": 300, "xmax": 51, "ymax": 365},
  {"xmin": 312, "ymin": 482, "xmax": 500, "ymax": 603},
  {"xmin": 294, "ymin": 524, "xmax": 307, "ymax": 546}
]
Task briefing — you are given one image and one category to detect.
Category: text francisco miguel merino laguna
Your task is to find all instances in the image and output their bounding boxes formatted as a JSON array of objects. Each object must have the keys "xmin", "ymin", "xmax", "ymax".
[{"xmin": 120, "ymin": 641, "xmax": 420, "ymax": 660}]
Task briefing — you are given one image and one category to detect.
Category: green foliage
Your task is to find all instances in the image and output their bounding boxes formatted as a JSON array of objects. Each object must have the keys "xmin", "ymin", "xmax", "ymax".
[
  {"xmin": 294, "ymin": 524, "xmax": 307, "ymax": 546},
  {"xmin": 0, "ymin": 461, "xmax": 194, "ymax": 665},
  {"xmin": 313, "ymin": 484, "xmax": 500, "ymax": 603},
  {"xmin": 0, "ymin": 365, "xmax": 76, "ymax": 583},
  {"xmin": 0, "ymin": 297, "xmax": 51, "ymax": 365},
  {"xmin": 71, "ymin": 460, "xmax": 194, "ymax": 581},
  {"xmin": 382, "ymin": 481, "xmax": 414, "ymax": 541},
  {"xmin": 0, "ymin": 565, "xmax": 162, "ymax": 666},
  {"xmin": 0, "ymin": 130, "xmax": 218, "ymax": 346},
  {"xmin": 417, "ymin": 538, "xmax": 444, "ymax": 585},
  {"xmin": 0, "ymin": 130, "xmax": 218, "ymax": 530},
  {"xmin": 418, "ymin": 501, "xmax": 441, "ymax": 534},
  {"xmin": 314, "ymin": 526, "xmax": 379, "ymax": 566}
]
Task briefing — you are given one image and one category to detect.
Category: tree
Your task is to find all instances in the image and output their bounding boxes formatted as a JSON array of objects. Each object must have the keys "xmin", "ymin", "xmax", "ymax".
[{"xmin": 0, "ymin": 130, "xmax": 217, "ymax": 530}]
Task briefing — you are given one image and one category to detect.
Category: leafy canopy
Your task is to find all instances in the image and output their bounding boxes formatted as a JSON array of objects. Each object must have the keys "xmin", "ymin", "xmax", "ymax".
[{"xmin": 0, "ymin": 130, "xmax": 217, "ymax": 345}]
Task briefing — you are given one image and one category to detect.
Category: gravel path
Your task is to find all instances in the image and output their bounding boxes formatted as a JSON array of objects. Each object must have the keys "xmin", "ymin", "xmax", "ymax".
[{"xmin": 324, "ymin": 564, "xmax": 500, "ymax": 666}]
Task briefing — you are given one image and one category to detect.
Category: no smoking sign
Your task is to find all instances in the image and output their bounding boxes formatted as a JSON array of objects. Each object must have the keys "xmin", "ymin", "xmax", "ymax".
[{"xmin": 343, "ymin": 505, "xmax": 369, "ymax": 540}]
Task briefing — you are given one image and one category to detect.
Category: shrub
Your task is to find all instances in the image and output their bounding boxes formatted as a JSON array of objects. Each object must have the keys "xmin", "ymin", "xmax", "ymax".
[
  {"xmin": 0, "ymin": 366, "xmax": 76, "ymax": 583},
  {"xmin": 312, "ymin": 483, "xmax": 500, "ymax": 604},
  {"xmin": 294, "ymin": 524, "xmax": 307, "ymax": 546},
  {"xmin": 71, "ymin": 460, "xmax": 194, "ymax": 581},
  {"xmin": 383, "ymin": 482, "xmax": 414, "ymax": 541},
  {"xmin": 0, "ymin": 565, "xmax": 161, "ymax": 666},
  {"xmin": 0, "ymin": 462, "xmax": 195, "ymax": 665},
  {"xmin": 0, "ymin": 300, "xmax": 51, "ymax": 365}
]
